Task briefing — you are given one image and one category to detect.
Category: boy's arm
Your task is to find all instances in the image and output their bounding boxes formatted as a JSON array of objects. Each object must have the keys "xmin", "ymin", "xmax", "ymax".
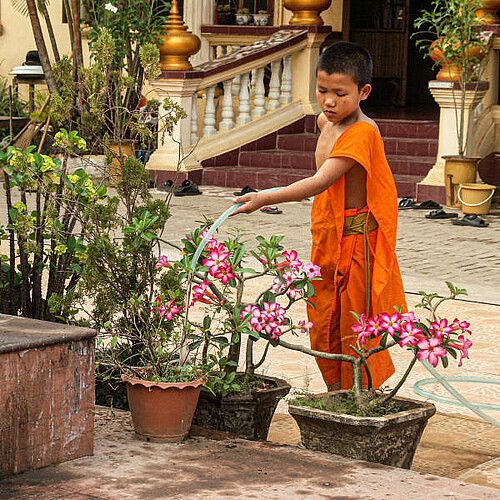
[{"xmin": 231, "ymin": 155, "xmax": 356, "ymax": 215}]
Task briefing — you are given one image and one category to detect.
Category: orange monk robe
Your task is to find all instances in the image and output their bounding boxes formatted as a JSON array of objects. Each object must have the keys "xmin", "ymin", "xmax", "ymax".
[{"xmin": 307, "ymin": 121, "xmax": 407, "ymax": 390}]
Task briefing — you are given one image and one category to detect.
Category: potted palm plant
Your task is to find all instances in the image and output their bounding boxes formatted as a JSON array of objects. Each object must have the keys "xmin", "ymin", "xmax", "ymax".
[
  {"xmin": 287, "ymin": 282, "xmax": 473, "ymax": 468},
  {"xmin": 414, "ymin": 0, "xmax": 490, "ymax": 207}
]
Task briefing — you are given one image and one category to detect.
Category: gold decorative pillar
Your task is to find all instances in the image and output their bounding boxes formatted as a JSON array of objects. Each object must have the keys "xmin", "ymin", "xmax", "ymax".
[
  {"xmin": 284, "ymin": 0, "xmax": 332, "ymax": 25},
  {"xmin": 158, "ymin": 0, "xmax": 201, "ymax": 71}
]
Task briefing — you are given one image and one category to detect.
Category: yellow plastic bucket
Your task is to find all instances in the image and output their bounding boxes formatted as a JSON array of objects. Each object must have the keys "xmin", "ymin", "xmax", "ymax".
[
  {"xmin": 457, "ymin": 183, "xmax": 496, "ymax": 215},
  {"xmin": 444, "ymin": 157, "xmax": 479, "ymax": 208}
]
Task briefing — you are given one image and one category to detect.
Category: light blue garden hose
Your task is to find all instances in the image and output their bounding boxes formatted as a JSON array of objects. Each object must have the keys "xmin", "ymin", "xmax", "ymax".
[
  {"xmin": 187, "ymin": 190, "xmax": 500, "ymax": 429},
  {"xmin": 189, "ymin": 187, "xmax": 283, "ymax": 271},
  {"xmin": 416, "ymin": 362, "xmax": 500, "ymax": 429}
]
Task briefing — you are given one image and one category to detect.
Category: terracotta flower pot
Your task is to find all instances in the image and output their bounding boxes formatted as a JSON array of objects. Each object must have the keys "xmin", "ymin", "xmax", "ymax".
[
  {"xmin": 122, "ymin": 374, "xmax": 204, "ymax": 443},
  {"xmin": 474, "ymin": 0, "xmax": 500, "ymax": 24}
]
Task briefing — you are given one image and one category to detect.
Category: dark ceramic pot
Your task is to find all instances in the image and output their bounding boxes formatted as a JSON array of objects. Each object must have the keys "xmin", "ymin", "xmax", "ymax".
[
  {"xmin": 288, "ymin": 390, "xmax": 436, "ymax": 469},
  {"xmin": 193, "ymin": 374, "xmax": 291, "ymax": 440}
]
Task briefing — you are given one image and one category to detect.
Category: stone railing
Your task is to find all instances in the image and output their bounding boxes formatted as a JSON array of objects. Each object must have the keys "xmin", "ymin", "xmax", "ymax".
[{"xmin": 147, "ymin": 27, "xmax": 330, "ymax": 173}]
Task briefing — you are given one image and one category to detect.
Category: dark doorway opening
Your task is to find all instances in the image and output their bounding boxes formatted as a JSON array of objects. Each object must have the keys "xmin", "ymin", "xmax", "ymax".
[{"xmin": 349, "ymin": 0, "xmax": 437, "ymax": 111}]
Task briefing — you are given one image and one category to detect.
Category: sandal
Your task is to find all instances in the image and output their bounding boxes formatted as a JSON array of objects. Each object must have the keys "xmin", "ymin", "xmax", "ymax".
[
  {"xmin": 425, "ymin": 209, "xmax": 458, "ymax": 219},
  {"xmin": 157, "ymin": 179, "xmax": 174, "ymax": 192},
  {"xmin": 452, "ymin": 213, "xmax": 489, "ymax": 227},
  {"xmin": 260, "ymin": 206, "xmax": 282, "ymax": 214},
  {"xmin": 233, "ymin": 186, "xmax": 257, "ymax": 196},
  {"xmin": 414, "ymin": 200, "xmax": 442, "ymax": 210},
  {"xmin": 398, "ymin": 197, "xmax": 416, "ymax": 209},
  {"xmin": 174, "ymin": 180, "xmax": 202, "ymax": 196}
]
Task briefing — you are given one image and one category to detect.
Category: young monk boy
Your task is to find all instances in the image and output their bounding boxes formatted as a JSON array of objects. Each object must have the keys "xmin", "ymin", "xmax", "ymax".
[{"xmin": 232, "ymin": 42, "xmax": 407, "ymax": 391}]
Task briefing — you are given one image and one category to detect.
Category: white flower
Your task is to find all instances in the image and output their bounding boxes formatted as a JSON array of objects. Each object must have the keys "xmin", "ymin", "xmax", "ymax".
[{"xmin": 105, "ymin": 3, "xmax": 118, "ymax": 13}]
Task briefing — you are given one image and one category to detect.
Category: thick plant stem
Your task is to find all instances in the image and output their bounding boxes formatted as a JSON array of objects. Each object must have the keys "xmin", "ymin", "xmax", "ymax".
[{"xmin": 352, "ymin": 359, "xmax": 363, "ymax": 397}]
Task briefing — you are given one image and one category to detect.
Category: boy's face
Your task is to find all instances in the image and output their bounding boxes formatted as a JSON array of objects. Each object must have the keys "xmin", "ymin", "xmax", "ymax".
[{"xmin": 316, "ymin": 70, "xmax": 371, "ymax": 124}]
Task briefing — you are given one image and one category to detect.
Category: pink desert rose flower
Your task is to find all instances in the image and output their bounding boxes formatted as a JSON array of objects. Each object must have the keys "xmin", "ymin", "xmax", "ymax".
[
  {"xmin": 379, "ymin": 312, "xmax": 402, "ymax": 336},
  {"xmin": 155, "ymin": 255, "xmax": 171, "ymax": 268},
  {"xmin": 214, "ymin": 264, "xmax": 236, "ymax": 284},
  {"xmin": 191, "ymin": 280, "xmax": 210, "ymax": 306},
  {"xmin": 398, "ymin": 322, "xmax": 423, "ymax": 347},
  {"xmin": 452, "ymin": 318, "xmax": 472, "ymax": 336},
  {"xmin": 302, "ymin": 262, "xmax": 321, "ymax": 280},
  {"xmin": 366, "ymin": 315, "xmax": 384, "ymax": 337},
  {"xmin": 449, "ymin": 334, "xmax": 473, "ymax": 367},
  {"xmin": 298, "ymin": 320, "xmax": 313, "ymax": 335},
  {"xmin": 152, "ymin": 298, "xmax": 181, "ymax": 320},
  {"xmin": 203, "ymin": 247, "xmax": 230, "ymax": 276},
  {"xmin": 280, "ymin": 250, "xmax": 302, "ymax": 271},
  {"xmin": 430, "ymin": 318, "xmax": 454, "ymax": 338},
  {"xmin": 417, "ymin": 337, "xmax": 447, "ymax": 367},
  {"xmin": 351, "ymin": 314, "xmax": 372, "ymax": 345}
]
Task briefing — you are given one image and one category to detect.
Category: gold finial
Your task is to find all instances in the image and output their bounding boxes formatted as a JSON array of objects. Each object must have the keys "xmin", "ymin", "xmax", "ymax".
[{"xmin": 157, "ymin": 0, "xmax": 201, "ymax": 71}]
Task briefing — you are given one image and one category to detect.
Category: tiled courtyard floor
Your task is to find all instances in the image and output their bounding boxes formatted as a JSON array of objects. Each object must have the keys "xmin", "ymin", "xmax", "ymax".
[{"xmin": 1, "ymin": 186, "xmax": 499, "ymax": 498}]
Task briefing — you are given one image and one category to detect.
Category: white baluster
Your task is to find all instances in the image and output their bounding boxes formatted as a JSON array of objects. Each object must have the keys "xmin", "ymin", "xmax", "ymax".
[
  {"xmin": 191, "ymin": 92, "xmax": 198, "ymax": 144},
  {"xmin": 251, "ymin": 67, "xmax": 266, "ymax": 119},
  {"xmin": 280, "ymin": 55, "xmax": 293, "ymax": 104},
  {"xmin": 219, "ymin": 79, "xmax": 235, "ymax": 130},
  {"xmin": 267, "ymin": 60, "xmax": 281, "ymax": 111},
  {"xmin": 232, "ymin": 46, "xmax": 240, "ymax": 96},
  {"xmin": 250, "ymin": 68, "xmax": 258, "ymax": 96},
  {"xmin": 202, "ymin": 85, "xmax": 217, "ymax": 137},
  {"xmin": 236, "ymin": 72, "xmax": 251, "ymax": 125}
]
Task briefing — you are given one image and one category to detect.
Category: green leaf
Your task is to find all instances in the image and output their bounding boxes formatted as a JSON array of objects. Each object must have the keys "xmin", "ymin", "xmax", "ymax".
[
  {"xmin": 203, "ymin": 315, "xmax": 211, "ymax": 330},
  {"xmin": 110, "ymin": 335, "xmax": 118, "ymax": 348},
  {"xmin": 441, "ymin": 356, "xmax": 449, "ymax": 369}
]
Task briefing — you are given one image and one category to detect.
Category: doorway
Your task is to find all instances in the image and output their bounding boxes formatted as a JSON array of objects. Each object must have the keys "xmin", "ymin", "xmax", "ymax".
[{"xmin": 349, "ymin": 0, "xmax": 437, "ymax": 108}]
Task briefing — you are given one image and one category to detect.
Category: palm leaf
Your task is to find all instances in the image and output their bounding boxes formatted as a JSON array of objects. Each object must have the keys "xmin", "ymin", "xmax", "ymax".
[{"xmin": 11, "ymin": 0, "xmax": 51, "ymax": 18}]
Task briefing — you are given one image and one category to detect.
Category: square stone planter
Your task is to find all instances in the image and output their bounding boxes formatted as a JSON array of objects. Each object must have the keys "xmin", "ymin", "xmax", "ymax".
[{"xmin": 288, "ymin": 391, "xmax": 436, "ymax": 469}]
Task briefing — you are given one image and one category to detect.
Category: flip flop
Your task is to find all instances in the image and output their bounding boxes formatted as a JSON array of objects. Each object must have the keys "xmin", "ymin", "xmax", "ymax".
[
  {"xmin": 414, "ymin": 200, "xmax": 442, "ymax": 210},
  {"xmin": 233, "ymin": 186, "xmax": 257, "ymax": 196},
  {"xmin": 260, "ymin": 206, "xmax": 282, "ymax": 214},
  {"xmin": 425, "ymin": 209, "xmax": 458, "ymax": 219},
  {"xmin": 174, "ymin": 180, "xmax": 202, "ymax": 196},
  {"xmin": 157, "ymin": 179, "xmax": 174, "ymax": 192},
  {"xmin": 398, "ymin": 197, "xmax": 416, "ymax": 209},
  {"xmin": 452, "ymin": 213, "xmax": 489, "ymax": 227}
]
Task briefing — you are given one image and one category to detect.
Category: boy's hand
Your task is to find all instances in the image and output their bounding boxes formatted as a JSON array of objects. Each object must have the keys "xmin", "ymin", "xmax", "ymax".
[{"xmin": 231, "ymin": 192, "xmax": 263, "ymax": 215}]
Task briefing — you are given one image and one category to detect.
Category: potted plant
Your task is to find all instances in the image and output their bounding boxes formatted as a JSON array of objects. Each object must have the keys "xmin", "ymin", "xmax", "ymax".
[
  {"xmin": 159, "ymin": 226, "xmax": 322, "ymax": 440},
  {"xmin": 236, "ymin": 7, "xmax": 252, "ymax": 25},
  {"xmin": 217, "ymin": 2, "xmax": 236, "ymax": 25},
  {"xmin": 287, "ymin": 282, "xmax": 473, "ymax": 469},
  {"xmin": 414, "ymin": 0, "xmax": 490, "ymax": 206},
  {"xmin": 253, "ymin": 9, "xmax": 270, "ymax": 26}
]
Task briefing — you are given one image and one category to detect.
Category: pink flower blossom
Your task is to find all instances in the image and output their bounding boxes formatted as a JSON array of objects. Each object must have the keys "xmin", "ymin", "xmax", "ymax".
[
  {"xmin": 152, "ymin": 298, "xmax": 181, "ymax": 320},
  {"xmin": 366, "ymin": 316, "xmax": 383, "ymax": 337},
  {"xmin": 191, "ymin": 280, "xmax": 210, "ymax": 306},
  {"xmin": 298, "ymin": 320, "xmax": 313, "ymax": 334},
  {"xmin": 280, "ymin": 250, "xmax": 302, "ymax": 271},
  {"xmin": 452, "ymin": 318, "xmax": 472, "ymax": 336},
  {"xmin": 155, "ymin": 255, "xmax": 170, "ymax": 268},
  {"xmin": 351, "ymin": 314, "xmax": 371, "ymax": 345},
  {"xmin": 379, "ymin": 312, "xmax": 402, "ymax": 336},
  {"xmin": 417, "ymin": 337, "xmax": 447, "ymax": 367},
  {"xmin": 302, "ymin": 262, "xmax": 321, "ymax": 280},
  {"xmin": 398, "ymin": 322, "xmax": 423, "ymax": 347},
  {"xmin": 214, "ymin": 264, "xmax": 236, "ymax": 284},
  {"xmin": 203, "ymin": 246, "xmax": 230, "ymax": 276},
  {"xmin": 430, "ymin": 318, "xmax": 453, "ymax": 338},
  {"xmin": 449, "ymin": 334, "xmax": 473, "ymax": 367}
]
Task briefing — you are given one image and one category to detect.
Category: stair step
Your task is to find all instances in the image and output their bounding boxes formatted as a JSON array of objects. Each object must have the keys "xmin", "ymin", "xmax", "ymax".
[
  {"xmin": 202, "ymin": 166, "xmax": 314, "ymax": 189},
  {"xmin": 384, "ymin": 137, "xmax": 438, "ymax": 157},
  {"xmin": 239, "ymin": 149, "xmax": 317, "ymax": 171},
  {"xmin": 386, "ymin": 154, "xmax": 435, "ymax": 176},
  {"xmin": 393, "ymin": 174, "xmax": 427, "ymax": 198},
  {"xmin": 277, "ymin": 133, "xmax": 318, "ymax": 152},
  {"xmin": 376, "ymin": 119, "xmax": 439, "ymax": 139}
]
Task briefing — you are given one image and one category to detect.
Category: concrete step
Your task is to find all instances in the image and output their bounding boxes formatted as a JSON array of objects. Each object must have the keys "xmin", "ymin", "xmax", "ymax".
[
  {"xmin": 384, "ymin": 137, "xmax": 438, "ymax": 157},
  {"xmin": 239, "ymin": 149, "xmax": 317, "ymax": 171},
  {"xmin": 386, "ymin": 154, "xmax": 435, "ymax": 177},
  {"xmin": 376, "ymin": 119, "xmax": 439, "ymax": 139},
  {"xmin": 277, "ymin": 133, "xmax": 319, "ymax": 152}
]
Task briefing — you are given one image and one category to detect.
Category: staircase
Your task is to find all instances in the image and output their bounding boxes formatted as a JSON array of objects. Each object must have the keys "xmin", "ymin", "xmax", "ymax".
[{"xmin": 201, "ymin": 115, "xmax": 439, "ymax": 198}]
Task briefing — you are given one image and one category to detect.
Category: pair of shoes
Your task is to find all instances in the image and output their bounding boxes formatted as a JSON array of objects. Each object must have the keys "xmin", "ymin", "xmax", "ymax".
[
  {"xmin": 174, "ymin": 179, "xmax": 202, "ymax": 197},
  {"xmin": 233, "ymin": 186, "xmax": 257, "ymax": 196},
  {"xmin": 260, "ymin": 206, "xmax": 282, "ymax": 214},
  {"xmin": 399, "ymin": 198, "xmax": 442, "ymax": 210},
  {"xmin": 452, "ymin": 213, "xmax": 489, "ymax": 227},
  {"xmin": 425, "ymin": 209, "xmax": 458, "ymax": 219}
]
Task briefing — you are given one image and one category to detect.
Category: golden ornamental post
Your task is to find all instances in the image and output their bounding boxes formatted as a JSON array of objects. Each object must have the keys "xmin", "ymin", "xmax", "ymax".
[
  {"xmin": 283, "ymin": 0, "xmax": 332, "ymax": 26},
  {"xmin": 158, "ymin": 0, "xmax": 201, "ymax": 71}
]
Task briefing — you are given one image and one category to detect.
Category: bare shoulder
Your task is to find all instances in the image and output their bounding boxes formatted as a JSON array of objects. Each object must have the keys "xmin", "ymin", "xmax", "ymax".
[
  {"xmin": 317, "ymin": 112, "xmax": 328, "ymax": 131},
  {"xmin": 360, "ymin": 115, "xmax": 380, "ymax": 134}
]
